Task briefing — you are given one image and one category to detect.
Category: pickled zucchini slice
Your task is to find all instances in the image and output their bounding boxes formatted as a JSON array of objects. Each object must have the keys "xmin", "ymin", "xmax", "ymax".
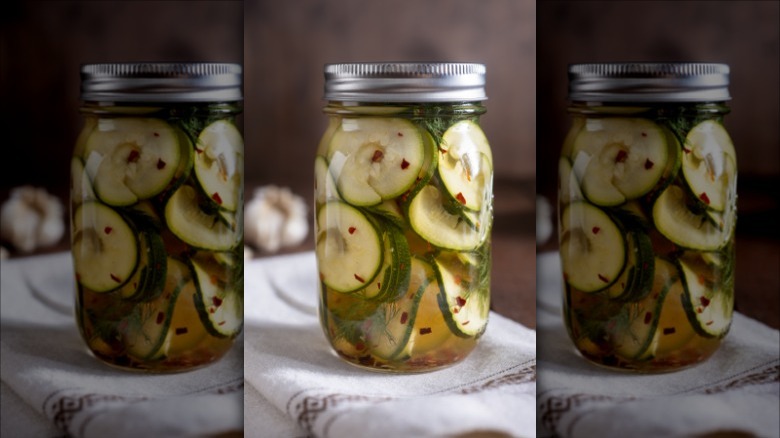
[
  {"xmin": 72, "ymin": 202, "xmax": 138, "ymax": 292},
  {"xmin": 653, "ymin": 185, "xmax": 732, "ymax": 251},
  {"xmin": 117, "ymin": 230, "xmax": 167, "ymax": 301},
  {"xmin": 83, "ymin": 118, "xmax": 181, "ymax": 206},
  {"xmin": 434, "ymin": 252, "xmax": 490, "ymax": 338},
  {"xmin": 191, "ymin": 257, "xmax": 243, "ymax": 338},
  {"xmin": 679, "ymin": 258, "xmax": 733, "ymax": 338},
  {"xmin": 123, "ymin": 257, "xmax": 191, "ymax": 360},
  {"xmin": 560, "ymin": 202, "xmax": 625, "ymax": 292},
  {"xmin": 165, "ymin": 185, "xmax": 239, "ymax": 251},
  {"xmin": 372, "ymin": 257, "xmax": 449, "ymax": 359},
  {"xmin": 355, "ymin": 223, "xmax": 411, "ymax": 301},
  {"xmin": 682, "ymin": 120, "xmax": 737, "ymax": 212},
  {"xmin": 438, "ymin": 121, "xmax": 493, "ymax": 212},
  {"xmin": 571, "ymin": 118, "xmax": 669, "ymax": 206},
  {"xmin": 316, "ymin": 201, "xmax": 383, "ymax": 293},
  {"xmin": 327, "ymin": 118, "xmax": 424, "ymax": 206},
  {"xmin": 408, "ymin": 185, "xmax": 483, "ymax": 251},
  {"xmin": 194, "ymin": 120, "xmax": 243, "ymax": 212},
  {"xmin": 611, "ymin": 257, "xmax": 679, "ymax": 360},
  {"xmin": 605, "ymin": 229, "xmax": 654, "ymax": 302}
]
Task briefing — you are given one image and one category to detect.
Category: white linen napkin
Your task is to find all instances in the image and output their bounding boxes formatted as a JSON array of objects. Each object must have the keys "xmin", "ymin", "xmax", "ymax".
[
  {"xmin": 536, "ymin": 251, "xmax": 780, "ymax": 438},
  {"xmin": 0, "ymin": 252, "xmax": 243, "ymax": 438},
  {"xmin": 244, "ymin": 251, "xmax": 537, "ymax": 438}
]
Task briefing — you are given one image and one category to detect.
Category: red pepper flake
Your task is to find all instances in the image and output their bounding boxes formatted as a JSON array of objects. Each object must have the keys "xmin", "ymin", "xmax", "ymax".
[
  {"xmin": 644, "ymin": 158, "xmax": 654, "ymax": 170},
  {"xmin": 212, "ymin": 296, "xmax": 223, "ymax": 307},
  {"xmin": 663, "ymin": 327, "xmax": 676, "ymax": 335},
  {"xmin": 127, "ymin": 150, "xmax": 141, "ymax": 163},
  {"xmin": 456, "ymin": 192, "xmax": 467, "ymax": 205},
  {"xmin": 156, "ymin": 311, "xmax": 165, "ymax": 324},
  {"xmin": 453, "ymin": 307, "xmax": 460, "ymax": 314},
  {"xmin": 598, "ymin": 274, "xmax": 609, "ymax": 283},
  {"xmin": 319, "ymin": 272, "xmax": 325, "ymax": 281},
  {"xmin": 397, "ymin": 132, "xmax": 403, "ymax": 137},
  {"xmin": 195, "ymin": 147, "xmax": 203, "ymax": 154},
  {"xmin": 592, "ymin": 226, "xmax": 600, "ymax": 235},
  {"xmin": 644, "ymin": 311, "xmax": 652, "ymax": 324},
  {"xmin": 462, "ymin": 320, "xmax": 470, "ymax": 326},
  {"xmin": 419, "ymin": 327, "xmax": 432, "ymax": 335},
  {"xmin": 210, "ymin": 308, "xmax": 216, "ymax": 314},
  {"xmin": 699, "ymin": 192, "xmax": 711, "ymax": 205},
  {"xmin": 156, "ymin": 158, "xmax": 166, "ymax": 169},
  {"xmin": 699, "ymin": 296, "xmax": 711, "ymax": 307},
  {"xmin": 104, "ymin": 226, "xmax": 113, "ymax": 234},
  {"xmin": 210, "ymin": 274, "xmax": 219, "ymax": 286},
  {"xmin": 371, "ymin": 149, "xmax": 384, "ymax": 162},
  {"xmin": 456, "ymin": 296, "xmax": 467, "ymax": 307},
  {"xmin": 400, "ymin": 312, "xmax": 409, "ymax": 324},
  {"xmin": 683, "ymin": 147, "xmax": 691, "ymax": 154},
  {"xmin": 454, "ymin": 276, "xmax": 463, "ymax": 286},
  {"xmin": 706, "ymin": 321, "xmax": 714, "ymax": 326},
  {"xmin": 697, "ymin": 307, "xmax": 703, "ymax": 314},
  {"xmin": 110, "ymin": 273, "xmax": 122, "ymax": 283},
  {"xmin": 401, "ymin": 159, "xmax": 410, "ymax": 170},
  {"xmin": 615, "ymin": 150, "xmax": 628, "ymax": 163},
  {"xmin": 641, "ymin": 132, "xmax": 647, "ymax": 137},
  {"xmin": 354, "ymin": 274, "xmax": 365, "ymax": 283},
  {"xmin": 153, "ymin": 132, "xmax": 160, "ymax": 137},
  {"xmin": 218, "ymin": 321, "xmax": 226, "ymax": 326},
  {"xmin": 376, "ymin": 282, "xmax": 381, "ymax": 290},
  {"xmin": 697, "ymin": 274, "xmax": 706, "ymax": 286},
  {"xmin": 212, "ymin": 192, "xmax": 223, "ymax": 205},
  {"xmin": 175, "ymin": 327, "xmax": 188, "ymax": 335},
  {"xmin": 355, "ymin": 341, "xmax": 366, "ymax": 350},
  {"xmin": 348, "ymin": 226, "xmax": 356, "ymax": 234}
]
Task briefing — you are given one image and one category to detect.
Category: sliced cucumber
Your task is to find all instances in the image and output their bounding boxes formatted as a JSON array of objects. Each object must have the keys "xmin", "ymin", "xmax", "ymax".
[
  {"xmin": 571, "ymin": 118, "xmax": 669, "ymax": 206},
  {"xmin": 560, "ymin": 202, "xmax": 625, "ymax": 292},
  {"xmin": 611, "ymin": 257, "xmax": 679, "ymax": 360},
  {"xmin": 191, "ymin": 256, "xmax": 243, "ymax": 338},
  {"xmin": 72, "ymin": 202, "xmax": 138, "ymax": 292},
  {"xmin": 123, "ymin": 257, "xmax": 190, "ymax": 360},
  {"xmin": 316, "ymin": 201, "xmax": 383, "ymax": 293},
  {"xmin": 194, "ymin": 120, "xmax": 243, "ymax": 212},
  {"xmin": 679, "ymin": 258, "xmax": 733, "ymax": 338},
  {"xmin": 118, "ymin": 230, "xmax": 167, "ymax": 301},
  {"xmin": 165, "ymin": 184, "xmax": 239, "ymax": 251},
  {"xmin": 327, "ymin": 117, "xmax": 424, "ymax": 206},
  {"xmin": 408, "ymin": 185, "xmax": 483, "ymax": 251},
  {"xmin": 653, "ymin": 185, "xmax": 732, "ymax": 251},
  {"xmin": 83, "ymin": 118, "xmax": 182, "ymax": 206},
  {"xmin": 434, "ymin": 252, "xmax": 490, "ymax": 338},
  {"xmin": 438, "ymin": 121, "xmax": 493, "ymax": 212},
  {"xmin": 682, "ymin": 120, "xmax": 737, "ymax": 212},
  {"xmin": 314, "ymin": 155, "xmax": 341, "ymax": 206}
]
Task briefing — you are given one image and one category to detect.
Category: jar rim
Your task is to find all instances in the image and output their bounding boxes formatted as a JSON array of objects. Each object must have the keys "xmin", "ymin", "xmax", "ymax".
[
  {"xmin": 323, "ymin": 62, "xmax": 487, "ymax": 102},
  {"xmin": 80, "ymin": 62, "xmax": 243, "ymax": 102},
  {"xmin": 568, "ymin": 63, "xmax": 730, "ymax": 102}
]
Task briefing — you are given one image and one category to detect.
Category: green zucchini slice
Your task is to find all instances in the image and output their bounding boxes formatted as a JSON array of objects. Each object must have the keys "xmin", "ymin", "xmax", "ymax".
[
  {"xmin": 679, "ymin": 258, "xmax": 733, "ymax": 338},
  {"xmin": 571, "ymin": 118, "xmax": 669, "ymax": 206},
  {"xmin": 72, "ymin": 202, "xmax": 138, "ymax": 292},
  {"xmin": 408, "ymin": 185, "xmax": 484, "ymax": 251},
  {"xmin": 560, "ymin": 202, "xmax": 626, "ymax": 292},
  {"xmin": 165, "ymin": 184, "xmax": 239, "ymax": 251},
  {"xmin": 682, "ymin": 120, "xmax": 737, "ymax": 212},
  {"xmin": 191, "ymin": 256, "xmax": 243, "ymax": 338},
  {"xmin": 316, "ymin": 201, "xmax": 383, "ymax": 293},
  {"xmin": 327, "ymin": 118, "xmax": 424, "ymax": 206},
  {"xmin": 438, "ymin": 121, "xmax": 493, "ymax": 212},
  {"xmin": 434, "ymin": 252, "xmax": 490, "ymax": 338},
  {"xmin": 194, "ymin": 120, "xmax": 244, "ymax": 212},
  {"xmin": 83, "ymin": 118, "xmax": 182, "ymax": 206},
  {"xmin": 653, "ymin": 185, "xmax": 733, "ymax": 251}
]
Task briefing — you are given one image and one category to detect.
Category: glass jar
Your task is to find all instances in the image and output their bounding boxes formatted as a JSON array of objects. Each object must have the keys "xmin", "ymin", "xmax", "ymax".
[
  {"xmin": 71, "ymin": 63, "xmax": 244, "ymax": 372},
  {"xmin": 315, "ymin": 62, "xmax": 493, "ymax": 372},
  {"xmin": 558, "ymin": 63, "xmax": 736, "ymax": 372}
]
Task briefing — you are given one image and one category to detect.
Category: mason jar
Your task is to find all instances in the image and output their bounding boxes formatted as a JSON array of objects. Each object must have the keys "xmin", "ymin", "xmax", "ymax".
[
  {"xmin": 558, "ymin": 63, "xmax": 736, "ymax": 372},
  {"xmin": 71, "ymin": 63, "xmax": 244, "ymax": 372},
  {"xmin": 315, "ymin": 62, "xmax": 493, "ymax": 372}
]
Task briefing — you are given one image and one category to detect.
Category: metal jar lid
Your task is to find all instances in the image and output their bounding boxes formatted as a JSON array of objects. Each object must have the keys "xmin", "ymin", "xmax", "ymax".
[
  {"xmin": 80, "ymin": 63, "xmax": 243, "ymax": 102},
  {"xmin": 568, "ymin": 63, "xmax": 730, "ymax": 102},
  {"xmin": 323, "ymin": 62, "xmax": 487, "ymax": 102}
]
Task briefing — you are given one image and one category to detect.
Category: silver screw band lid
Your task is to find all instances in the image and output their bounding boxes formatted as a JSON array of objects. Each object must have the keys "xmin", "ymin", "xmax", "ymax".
[
  {"xmin": 568, "ymin": 63, "xmax": 730, "ymax": 102},
  {"xmin": 81, "ymin": 63, "xmax": 243, "ymax": 102},
  {"xmin": 324, "ymin": 62, "xmax": 487, "ymax": 102}
]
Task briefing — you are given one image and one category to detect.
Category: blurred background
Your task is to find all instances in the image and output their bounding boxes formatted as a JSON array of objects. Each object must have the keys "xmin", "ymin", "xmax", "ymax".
[{"xmin": 536, "ymin": 0, "xmax": 779, "ymax": 329}]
